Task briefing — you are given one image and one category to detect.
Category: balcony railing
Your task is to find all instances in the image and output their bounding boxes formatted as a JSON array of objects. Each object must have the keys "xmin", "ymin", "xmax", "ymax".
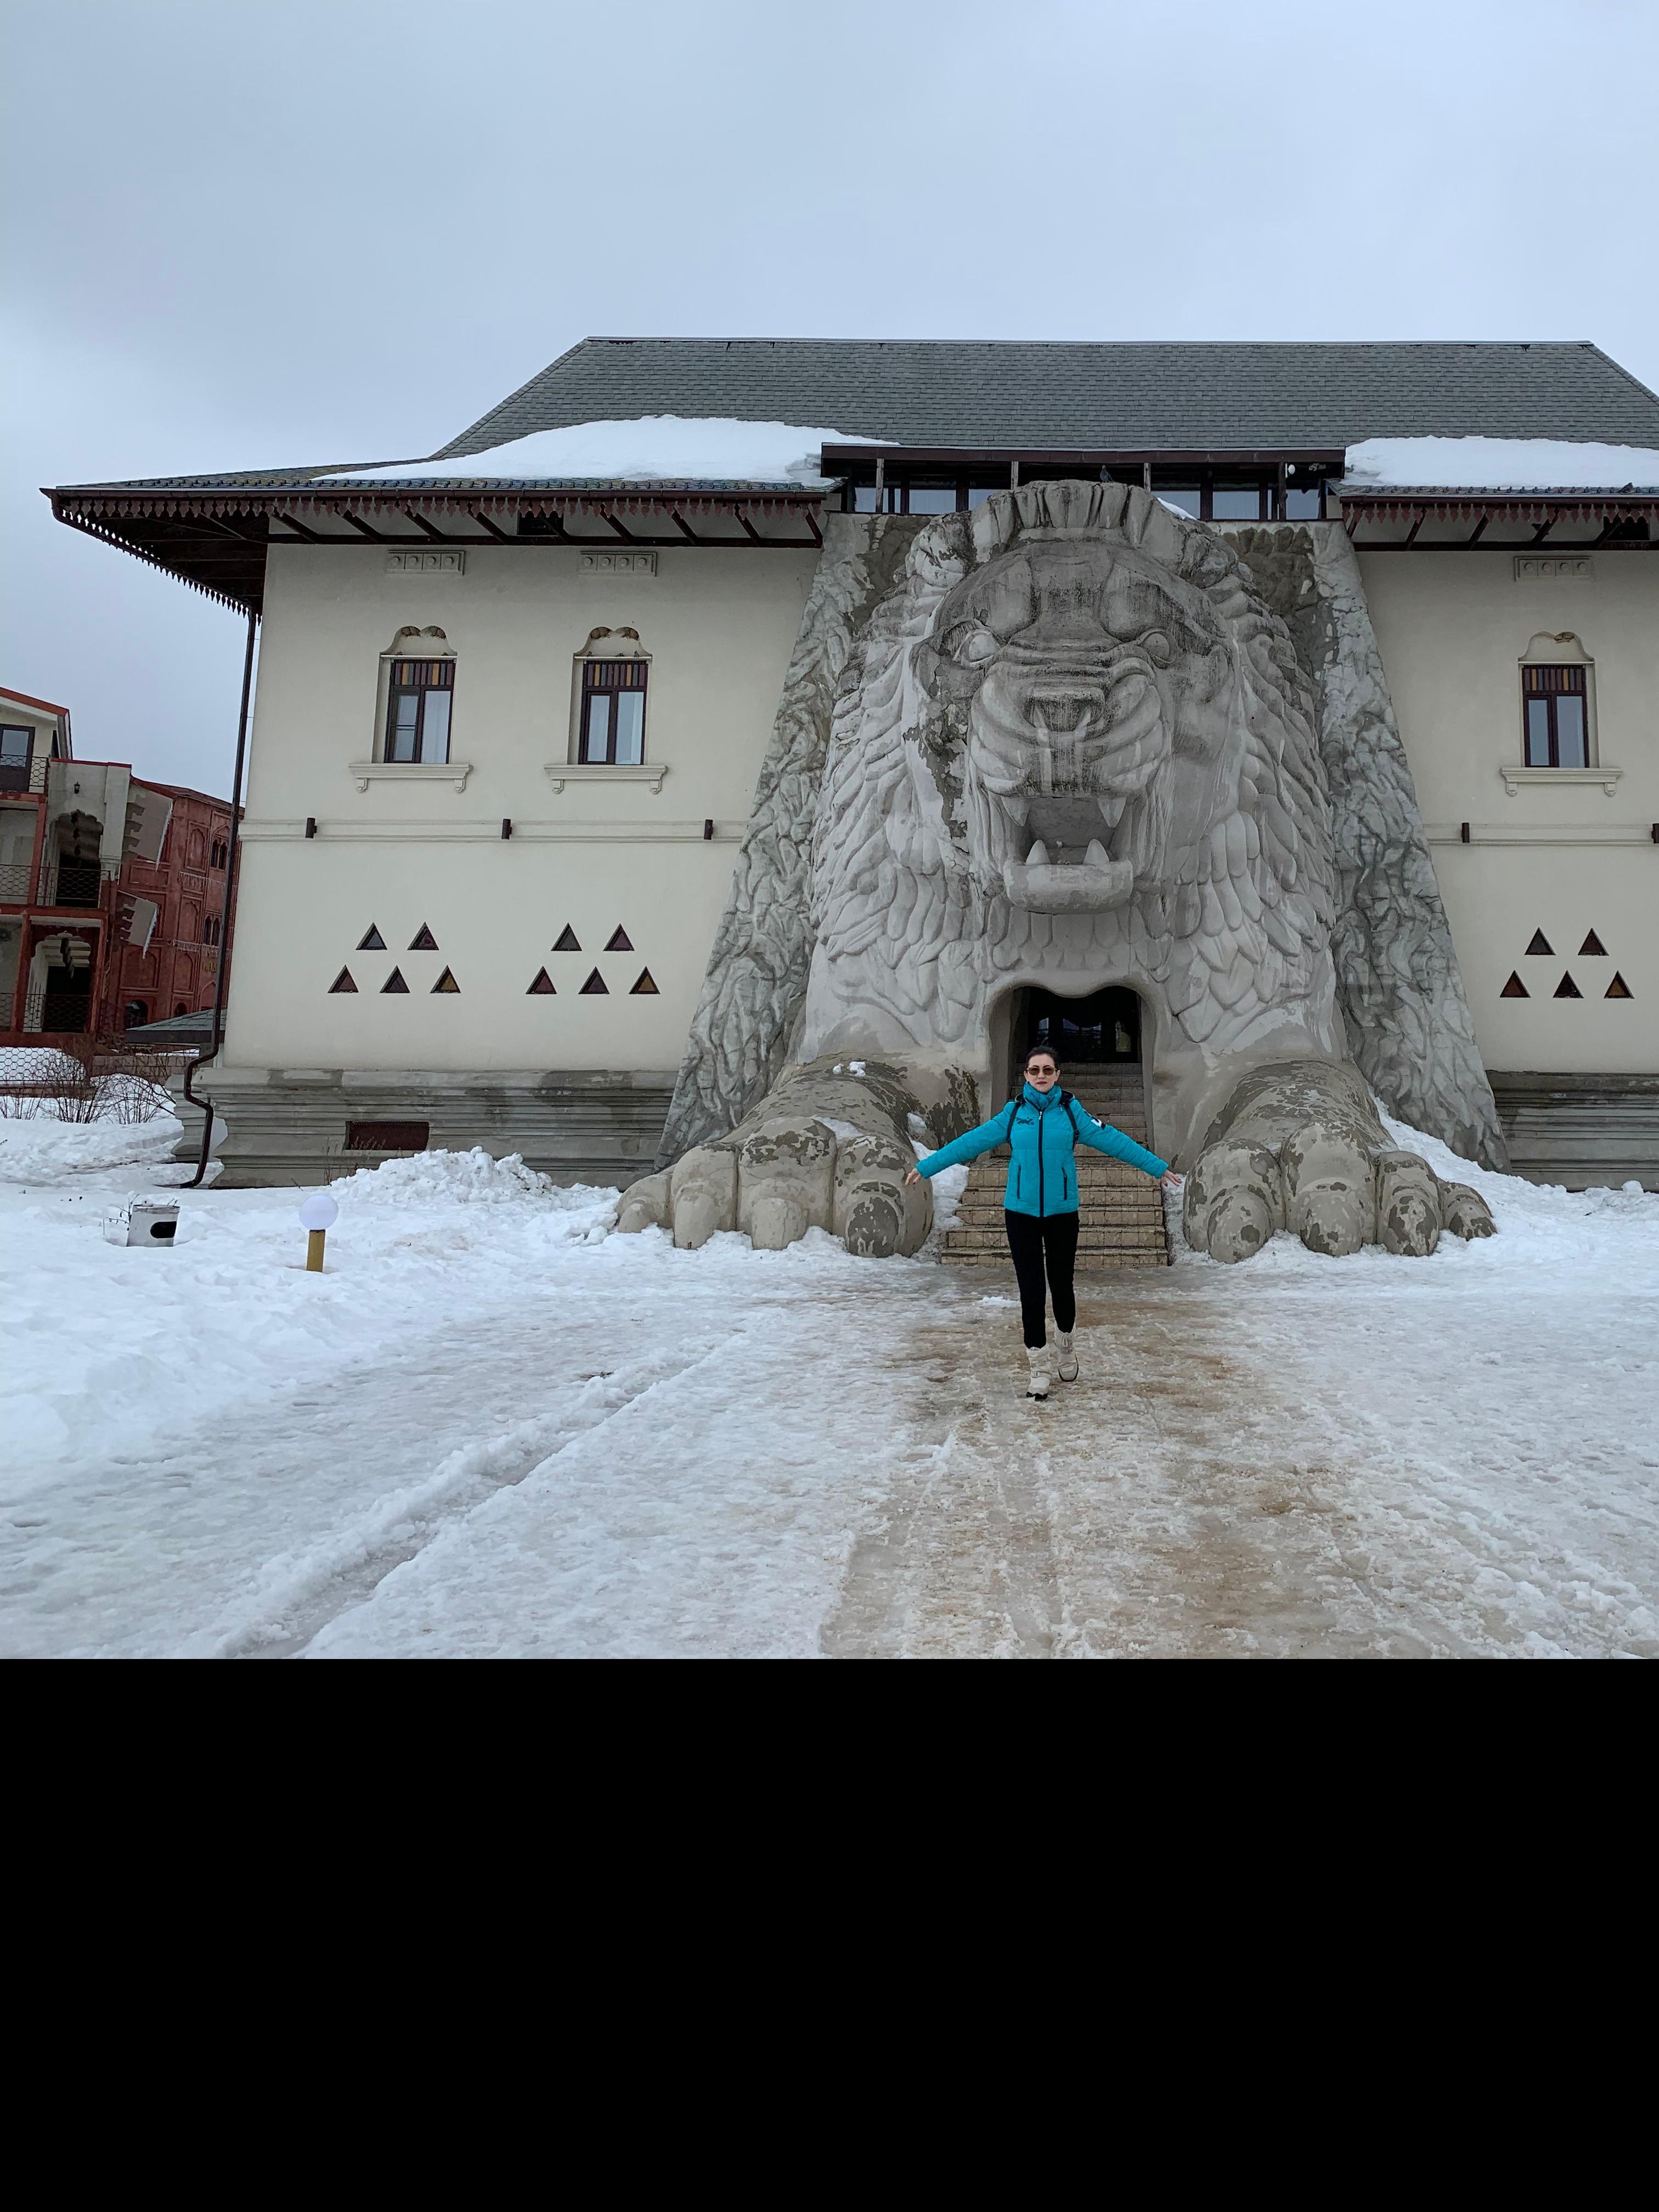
[
  {"xmin": 46, "ymin": 861, "xmax": 103, "ymax": 908},
  {"xmin": 21, "ymin": 986, "xmax": 93, "ymax": 1035},
  {"xmin": 0, "ymin": 756, "xmax": 48, "ymax": 796},
  {"xmin": 0, "ymin": 862, "xmax": 32, "ymax": 902}
]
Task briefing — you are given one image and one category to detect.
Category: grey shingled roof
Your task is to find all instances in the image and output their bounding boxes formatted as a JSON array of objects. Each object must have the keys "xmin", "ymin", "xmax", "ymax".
[{"xmin": 439, "ymin": 338, "xmax": 1659, "ymax": 457}]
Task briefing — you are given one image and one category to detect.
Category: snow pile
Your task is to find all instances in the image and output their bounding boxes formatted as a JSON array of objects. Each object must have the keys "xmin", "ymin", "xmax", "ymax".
[
  {"xmin": 332, "ymin": 1146, "xmax": 573, "ymax": 1206},
  {"xmin": 1345, "ymin": 437, "xmax": 1659, "ymax": 491},
  {"xmin": 0, "ymin": 1109, "xmax": 185, "ymax": 1183},
  {"xmin": 322, "ymin": 417, "xmax": 893, "ymax": 488}
]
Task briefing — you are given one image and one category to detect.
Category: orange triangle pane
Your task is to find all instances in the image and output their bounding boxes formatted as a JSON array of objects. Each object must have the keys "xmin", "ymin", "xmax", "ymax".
[
  {"xmin": 629, "ymin": 968, "xmax": 659, "ymax": 995},
  {"xmin": 1499, "ymin": 972, "xmax": 1528, "ymax": 999},
  {"xmin": 1605, "ymin": 973, "xmax": 1633, "ymax": 999},
  {"xmin": 431, "ymin": 967, "xmax": 460, "ymax": 994}
]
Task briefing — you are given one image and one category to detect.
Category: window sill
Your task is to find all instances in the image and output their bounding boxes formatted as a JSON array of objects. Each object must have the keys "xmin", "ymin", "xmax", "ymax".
[
  {"xmin": 1499, "ymin": 765, "xmax": 1622, "ymax": 797},
  {"xmin": 544, "ymin": 762, "xmax": 668, "ymax": 795},
  {"xmin": 349, "ymin": 760, "xmax": 472, "ymax": 793}
]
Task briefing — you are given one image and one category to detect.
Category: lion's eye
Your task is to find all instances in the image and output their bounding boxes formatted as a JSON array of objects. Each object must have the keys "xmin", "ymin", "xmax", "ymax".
[
  {"xmin": 1140, "ymin": 631, "xmax": 1171, "ymax": 667},
  {"xmin": 944, "ymin": 622, "xmax": 997, "ymax": 666}
]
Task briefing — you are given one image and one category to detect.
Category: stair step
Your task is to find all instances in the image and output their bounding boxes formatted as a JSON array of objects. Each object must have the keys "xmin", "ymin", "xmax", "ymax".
[
  {"xmin": 946, "ymin": 1249, "xmax": 1167, "ymax": 1269},
  {"xmin": 945, "ymin": 1228, "xmax": 1167, "ymax": 1254}
]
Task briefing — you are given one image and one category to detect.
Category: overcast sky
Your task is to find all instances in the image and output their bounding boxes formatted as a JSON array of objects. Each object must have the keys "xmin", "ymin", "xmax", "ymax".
[{"xmin": 3, "ymin": 0, "xmax": 1656, "ymax": 795}]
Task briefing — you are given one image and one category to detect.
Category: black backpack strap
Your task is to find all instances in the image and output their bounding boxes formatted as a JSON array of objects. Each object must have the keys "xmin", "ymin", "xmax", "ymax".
[{"xmin": 1064, "ymin": 1093, "xmax": 1087, "ymax": 1138}]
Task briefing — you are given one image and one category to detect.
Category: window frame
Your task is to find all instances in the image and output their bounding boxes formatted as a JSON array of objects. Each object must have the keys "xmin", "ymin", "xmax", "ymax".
[
  {"xmin": 382, "ymin": 656, "xmax": 456, "ymax": 765},
  {"xmin": 1, "ymin": 724, "xmax": 35, "ymax": 793},
  {"xmin": 1521, "ymin": 663, "xmax": 1590, "ymax": 769},
  {"xmin": 578, "ymin": 658, "xmax": 650, "ymax": 765}
]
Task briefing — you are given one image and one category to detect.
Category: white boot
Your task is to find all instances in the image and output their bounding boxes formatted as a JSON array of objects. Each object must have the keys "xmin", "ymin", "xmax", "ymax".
[
  {"xmin": 1025, "ymin": 1344, "xmax": 1051, "ymax": 1400},
  {"xmin": 1055, "ymin": 1330, "xmax": 1079, "ymax": 1383}
]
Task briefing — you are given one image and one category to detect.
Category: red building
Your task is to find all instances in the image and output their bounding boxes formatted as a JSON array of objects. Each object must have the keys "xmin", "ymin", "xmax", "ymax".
[{"xmin": 0, "ymin": 685, "xmax": 236, "ymax": 1045}]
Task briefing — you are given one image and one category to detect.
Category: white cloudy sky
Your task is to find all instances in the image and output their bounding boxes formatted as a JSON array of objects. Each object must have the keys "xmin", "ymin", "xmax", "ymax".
[{"xmin": 3, "ymin": 0, "xmax": 1656, "ymax": 795}]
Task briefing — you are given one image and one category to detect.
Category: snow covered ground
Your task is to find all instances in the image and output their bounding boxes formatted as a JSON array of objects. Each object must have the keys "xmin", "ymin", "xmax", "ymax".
[{"xmin": 2, "ymin": 1107, "xmax": 1655, "ymax": 1658}]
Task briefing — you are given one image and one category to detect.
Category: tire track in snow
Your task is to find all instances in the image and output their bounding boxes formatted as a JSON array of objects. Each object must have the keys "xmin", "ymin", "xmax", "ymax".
[{"xmin": 182, "ymin": 1335, "xmax": 733, "ymax": 1659}]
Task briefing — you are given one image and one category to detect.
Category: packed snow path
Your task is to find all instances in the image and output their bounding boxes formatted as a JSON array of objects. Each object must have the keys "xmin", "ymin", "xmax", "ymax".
[{"xmin": 2, "ymin": 1121, "xmax": 1655, "ymax": 1658}]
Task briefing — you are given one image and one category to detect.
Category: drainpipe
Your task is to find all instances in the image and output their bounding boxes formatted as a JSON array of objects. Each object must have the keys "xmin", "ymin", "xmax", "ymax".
[{"xmin": 184, "ymin": 605, "xmax": 257, "ymax": 1187}]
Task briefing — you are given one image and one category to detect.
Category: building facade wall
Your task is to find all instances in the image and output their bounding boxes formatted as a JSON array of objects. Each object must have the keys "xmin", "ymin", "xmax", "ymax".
[
  {"xmin": 1359, "ymin": 550, "xmax": 1657, "ymax": 1074},
  {"xmin": 225, "ymin": 541, "xmax": 820, "ymax": 1073},
  {"xmin": 110, "ymin": 786, "xmax": 236, "ymax": 1031}
]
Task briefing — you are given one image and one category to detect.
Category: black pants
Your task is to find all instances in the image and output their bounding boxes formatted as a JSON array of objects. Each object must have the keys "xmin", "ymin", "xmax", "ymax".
[{"xmin": 1004, "ymin": 1210, "xmax": 1079, "ymax": 1348}]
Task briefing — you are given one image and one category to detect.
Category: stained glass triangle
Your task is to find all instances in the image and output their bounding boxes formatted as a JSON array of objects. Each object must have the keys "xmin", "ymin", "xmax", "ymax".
[
  {"xmin": 579, "ymin": 968, "xmax": 609, "ymax": 995},
  {"xmin": 329, "ymin": 967, "xmax": 359, "ymax": 994},
  {"xmin": 1579, "ymin": 929, "xmax": 1607, "ymax": 956},
  {"xmin": 408, "ymin": 923, "xmax": 439, "ymax": 951},
  {"xmin": 629, "ymin": 968, "xmax": 659, "ymax": 995},
  {"xmin": 431, "ymin": 967, "xmax": 460, "ymax": 994},
  {"xmin": 1499, "ymin": 972, "xmax": 1528, "ymax": 999},
  {"xmin": 1605, "ymin": 972, "xmax": 1633, "ymax": 999},
  {"xmin": 527, "ymin": 968, "xmax": 556, "ymax": 996},
  {"xmin": 381, "ymin": 967, "xmax": 409, "ymax": 994},
  {"xmin": 553, "ymin": 926, "xmax": 582, "ymax": 952},
  {"xmin": 1525, "ymin": 929, "xmax": 1553, "ymax": 956},
  {"xmin": 356, "ymin": 926, "xmax": 386, "ymax": 951},
  {"xmin": 1553, "ymin": 972, "xmax": 1581, "ymax": 1000},
  {"xmin": 605, "ymin": 926, "xmax": 634, "ymax": 952}
]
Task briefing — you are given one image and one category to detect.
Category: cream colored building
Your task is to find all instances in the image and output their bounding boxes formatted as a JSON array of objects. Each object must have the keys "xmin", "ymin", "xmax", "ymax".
[{"xmin": 49, "ymin": 340, "xmax": 1659, "ymax": 1185}]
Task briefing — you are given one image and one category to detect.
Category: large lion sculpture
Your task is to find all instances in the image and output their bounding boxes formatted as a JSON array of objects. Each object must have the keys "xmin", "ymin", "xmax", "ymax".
[{"xmin": 620, "ymin": 481, "xmax": 1499, "ymax": 1263}]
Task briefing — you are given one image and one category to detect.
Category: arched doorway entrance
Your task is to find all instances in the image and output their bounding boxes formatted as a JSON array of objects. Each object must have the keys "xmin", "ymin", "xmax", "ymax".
[{"xmin": 1024, "ymin": 985, "xmax": 1140, "ymax": 1066}]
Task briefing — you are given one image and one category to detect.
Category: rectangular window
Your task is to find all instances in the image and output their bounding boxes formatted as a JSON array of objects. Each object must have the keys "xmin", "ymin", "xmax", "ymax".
[
  {"xmin": 1, "ymin": 725, "xmax": 33, "ymax": 793},
  {"xmin": 1211, "ymin": 484, "xmax": 1265, "ymax": 520},
  {"xmin": 1154, "ymin": 485, "xmax": 1203, "ymax": 518},
  {"xmin": 579, "ymin": 660, "xmax": 648, "ymax": 765},
  {"xmin": 383, "ymin": 659, "xmax": 454, "ymax": 764},
  {"xmin": 1522, "ymin": 665, "xmax": 1589, "ymax": 768}
]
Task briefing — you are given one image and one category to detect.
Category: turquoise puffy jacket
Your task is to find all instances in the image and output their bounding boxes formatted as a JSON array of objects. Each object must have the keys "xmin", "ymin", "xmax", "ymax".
[{"xmin": 917, "ymin": 1081, "xmax": 1169, "ymax": 1219}]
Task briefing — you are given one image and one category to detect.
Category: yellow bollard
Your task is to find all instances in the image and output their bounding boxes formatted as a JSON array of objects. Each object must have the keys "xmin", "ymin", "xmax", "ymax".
[{"xmin": 297, "ymin": 1192, "xmax": 340, "ymax": 1272}]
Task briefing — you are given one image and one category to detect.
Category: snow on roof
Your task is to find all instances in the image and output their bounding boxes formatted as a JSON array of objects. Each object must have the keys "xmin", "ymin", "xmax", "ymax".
[
  {"xmin": 321, "ymin": 417, "xmax": 894, "ymax": 489},
  {"xmin": 1344, "ymin": 437, "xmax": 1659, "ymax": 492}
]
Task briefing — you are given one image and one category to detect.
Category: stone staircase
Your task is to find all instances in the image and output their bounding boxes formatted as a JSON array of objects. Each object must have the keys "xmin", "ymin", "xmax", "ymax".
[{"xmin": 941, "ymin": 1065, "xmax": 1171, "ymax": 1271}]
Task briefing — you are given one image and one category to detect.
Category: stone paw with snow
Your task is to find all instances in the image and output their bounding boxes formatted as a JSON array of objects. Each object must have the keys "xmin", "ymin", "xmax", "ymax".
[
  {"xmin": 618, "ymin": 1056, "xmax": 978, "ymax": 1257},
  {"xmin": 1182, "ymin": 1057, "xmax": 1496, "ymax": 1263}
]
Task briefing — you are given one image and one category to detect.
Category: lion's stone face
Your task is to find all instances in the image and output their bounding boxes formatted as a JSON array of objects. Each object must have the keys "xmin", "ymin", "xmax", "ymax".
[{"xmin": 916, "ymin": 535, "xmax": 1235, "ymax": 912}]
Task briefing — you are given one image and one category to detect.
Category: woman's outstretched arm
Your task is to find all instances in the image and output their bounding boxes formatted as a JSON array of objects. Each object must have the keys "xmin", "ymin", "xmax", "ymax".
[{"xmin": 905, "ymin": 1107, "xmax": 1015, "ymax": 1185}]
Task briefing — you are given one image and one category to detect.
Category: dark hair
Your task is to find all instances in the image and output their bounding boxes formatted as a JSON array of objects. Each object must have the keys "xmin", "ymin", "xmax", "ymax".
[{"xmin": 1024, "ymin": 1045, "xmax": 1060, "ymax": 1071}]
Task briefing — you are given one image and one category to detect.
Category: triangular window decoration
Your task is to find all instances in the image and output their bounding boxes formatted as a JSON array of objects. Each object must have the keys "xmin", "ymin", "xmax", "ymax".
[
  {"xmin": 1579, "ymin": 929, "xmax": 1607, "ymax": 957},
  {"xmin": 329, "ymin": 967, "xmax": 359, "ymax": 994},
  {"xmin": 408, "ymin": 924, "xmax": 439, "ymax": 952},
  {"xmin": 554, "ymin": 926, "xmax": 582, "ymax": 952},
  {"xmin": 629, "ymin": 968, "xmax": 659, "ymax": 995},
  {"xmin": 381, "ymin": 967, "xmax": 409, "ymax": 994},
  {"xmin": 527, "ymin": 968, "xmax": 556, "ymax": 996},
  {"xmin": 431, "ymin": 967, "xmax": 460, "ymax": 994},
  {"xmin": 1605, "ymin": 972, "xmax": 1633, "ymax": 999},
  {"xmin": 1499, "ymin": 972, "xmax": 1528, "ymax": 999},
  {"xmin": 357, "ymin": 926, "xmax": 386, "ymax": 951},
  {"xmin": 1553, "ymin": 972, "xmax": 1582, "ymax": 1000},
  {"xmin": 579, "ymin": 968, "xmax": 609, "ymax": 995},
  {"xmin": 1525, "ymin": 929, "xmax": 1554, "ymax": 956},
  {"xmin": 605, "ymin": 926, "xmax": 634, "ymax": 952}
]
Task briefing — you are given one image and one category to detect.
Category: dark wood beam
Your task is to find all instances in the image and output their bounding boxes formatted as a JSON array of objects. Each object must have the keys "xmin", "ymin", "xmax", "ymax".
[
  {"xmin": 1466, "ymin": 515, "xmax": 1489, "ymax": 545},
  {"xmin": 466, "ymin": 507, "xmax": 512, "ymax": 542},
  {"xmin": 339, "ymin": 511, "xmax": 393, "ymax": 542},
  {"xmin": 733, "ymin": 507, "xmax": 763, "ymax": 543},
  {"xmin": 1531, "ymin": 518, "xmax": 1556, "ymax": 543}
]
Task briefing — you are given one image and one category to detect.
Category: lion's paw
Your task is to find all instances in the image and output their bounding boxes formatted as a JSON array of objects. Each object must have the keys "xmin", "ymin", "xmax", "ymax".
[
  {"xmin": 1182, "ymin": 1059, "xmax": 1497, "ymax": 1263},
  {"xmin": 617, "ymin": 1058, "xmax": 946, "ymax": 1258}
]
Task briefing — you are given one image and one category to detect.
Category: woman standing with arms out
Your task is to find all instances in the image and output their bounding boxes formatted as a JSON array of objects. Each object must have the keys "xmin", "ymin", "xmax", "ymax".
[{"xmin": 907, "ymin": 1047, "xmax": 1182, "ymax": 1400}]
